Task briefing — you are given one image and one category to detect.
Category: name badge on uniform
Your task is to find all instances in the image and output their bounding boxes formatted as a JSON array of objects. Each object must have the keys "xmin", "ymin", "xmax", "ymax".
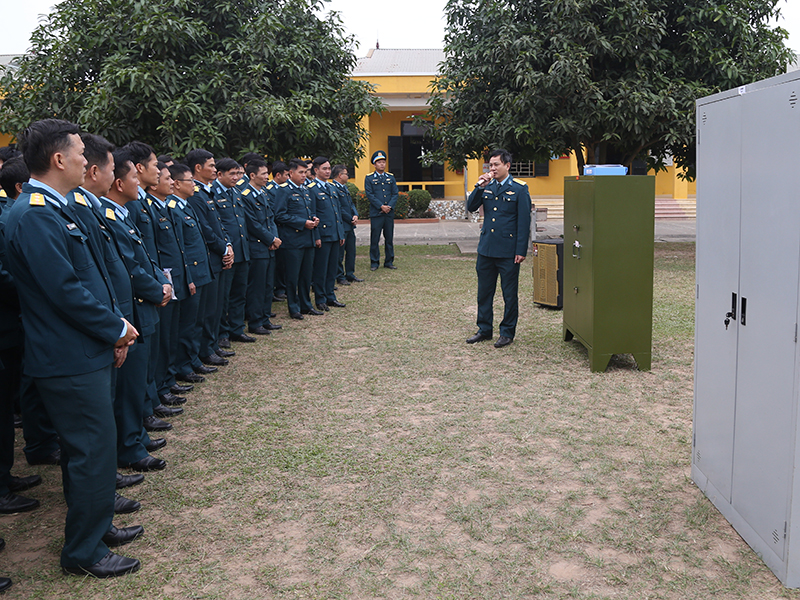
[{"xmin": 66, "ymin": 222, "xmax": 78, "ymax": 230}]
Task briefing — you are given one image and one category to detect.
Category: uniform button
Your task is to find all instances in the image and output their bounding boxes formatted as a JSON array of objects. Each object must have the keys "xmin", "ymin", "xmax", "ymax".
[
  {"xmin": 491, "ymin": 229, "xmax": 494, "ymax": 232},
  {"xmin": 494, "ymin": 207, "xmax": 497, "ymax": 211},
  {"xmin": 193, "ymin": 261, "xmax": 198, "ymax": 265},
  {"xmin": 492, "ymin": 218, "xmax": 495, "ymax": 222}
]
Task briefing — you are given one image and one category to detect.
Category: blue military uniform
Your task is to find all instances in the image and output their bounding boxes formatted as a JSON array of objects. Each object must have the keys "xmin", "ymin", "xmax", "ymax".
[
  {"xmin": 309, "ymin": 178, "xmax": 344, "ymax": 307},
  {"xmin": 266, "ymin": 181, "xmax": 287, "ymax": 300},
  {"xmin": 466, "ymin": 176, "xmax": 532, "ymax": 340},
  {"xmin": 212, "ymin": 181, "xmax": 250, "ymax": 340},
  {"xmin": 273, "ymin": 180, "xmax": 320, "ymax": 316},
  {"xmin": 241, "ymin": 183, "xmax": 278, "ymax": 330},
  {"xmin": 332, "ymin": 180, "xmax": 359, "ymax": 282},
  {"xmin": 4, "ymin": 180, "xmax": 125, "ymax": 569},
  {"xmin": 365, "ymin": 151, "xmax": 399, "ymax": 268}
]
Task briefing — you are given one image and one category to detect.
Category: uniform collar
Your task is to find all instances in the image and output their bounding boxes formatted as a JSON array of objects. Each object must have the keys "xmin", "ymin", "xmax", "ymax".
[
  {"xmin": 194, "ymin": 179, "xmax": 212, "ymax": 194},
  {"xmin": 103, "ymin": 196, "xmax": 130, "ymax": 220},
  {"xmin": 314, "ymin": 177, "xmax": 328, "ymax": 188},
  {"xmin": 168, "ymin": 193, "xmax": 187, "ymax": 209},
  {"xmin": 496, "ymin": 175, "xmax": 511, "ymax": 187},
  {"xmin": 28, "ymin": 178, "xmax": 68, "ymax": 207},
  {"xmin": 77, "ymin": 186, "xmax": 102, "ymax": 210},
  {"xmin": 149, "ymin": 193, "xmax": 167, "ymax": 209}
]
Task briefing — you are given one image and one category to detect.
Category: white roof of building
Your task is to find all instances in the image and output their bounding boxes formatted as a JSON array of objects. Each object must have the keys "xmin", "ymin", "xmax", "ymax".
[{"xmin": 353, "ymin": 48, "xmax": 445, "ymax": 76}]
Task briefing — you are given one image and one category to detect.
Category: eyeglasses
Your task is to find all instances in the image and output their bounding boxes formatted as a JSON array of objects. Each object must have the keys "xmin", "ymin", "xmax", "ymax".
[{"xmin": 174, "ymin": 178, "xmax": 193, "ymax": 183}]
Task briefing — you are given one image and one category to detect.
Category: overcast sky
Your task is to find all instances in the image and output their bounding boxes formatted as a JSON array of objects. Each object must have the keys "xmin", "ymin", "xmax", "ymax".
[{"xmin": 2, "ymin": 0, "xmax": 799, "ymax": 58}]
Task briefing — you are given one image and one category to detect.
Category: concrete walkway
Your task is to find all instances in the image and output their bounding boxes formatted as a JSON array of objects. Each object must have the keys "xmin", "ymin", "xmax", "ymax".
[{"xmin": 354, "ymin": 218, "xmax": 696, "ymax": 253}]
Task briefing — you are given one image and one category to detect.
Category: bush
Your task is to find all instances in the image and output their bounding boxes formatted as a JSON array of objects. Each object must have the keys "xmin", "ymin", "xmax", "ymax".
[
  {"xmin": 395, "ymin": 192, "xmax": 410, "ymax": 219},
  {"xmin": 407, "ymin": 189, "xmax": 432, "ymax": 217},
  {"xmin": 354, "ymin": 189, "xmax": 411, "ymax": 219},
  {"xmin": 355, "ymin": 191, "xmax": 369, "ymax": 219},
  {"xmin": 346, "ymin": 181, "xmax": 360, "ymax": 198}
]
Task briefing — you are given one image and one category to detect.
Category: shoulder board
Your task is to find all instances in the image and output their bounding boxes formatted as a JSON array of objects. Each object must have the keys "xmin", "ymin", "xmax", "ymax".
[
  {"xmin": 308, "ymin": 182, "xmax": 316, "ymax": 188},
  {"xmin": 242, "ymin": 188, "xmax": 251, "ymax": 196},
  {"xmin": 0, "ymin": 189, "xmax": 6, "ymax": 198},
  {"xmin": 513, "ymin": 178, "xmax": 528, "ymax": 186},
  {"xmin": 74, "ymin": 193, "xmax": 88, "ymax": 206},
  {"xmin": 168, "ymin": 199, "xmax": 177, "ymax": 209},
  {"xmin": 105, "ymin": 207, "xmax": 117, "ymax": 221},
  {"xmin": 194, "ymin": 185, "xmax": 199, "ymax": 193},
  {"xmin": 147, "ymin": 198, "xmax": 153, "ymax": 205},
  {"xmin": 279, "ymin": 183, "xmax": 288, "ymax": 188},
  {"xmin": 236, "ymin": 178, "xmax": 245, "ymax": 185},
  {"xmin": 387, "ymin": 172, "xmax": 394, "ymax": 176},
  {"xmin": 266, "ymin": 183, "xmax": 274, "ymax": 190},
  {"xmin": 29, "ymin": 193, "xmax": 46, "ymax": 206}
]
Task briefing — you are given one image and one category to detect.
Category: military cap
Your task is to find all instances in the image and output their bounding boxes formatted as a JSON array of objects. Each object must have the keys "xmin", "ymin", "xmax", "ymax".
[{"xmin": 371, "ymin": 151, "xmax": 387, "ymax": 164}]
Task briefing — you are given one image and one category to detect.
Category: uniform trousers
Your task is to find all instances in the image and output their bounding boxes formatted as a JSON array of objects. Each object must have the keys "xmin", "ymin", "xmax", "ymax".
[
  {"xmin": 475, "ymin": 254, "xmax": 521, "ymax": 339},
  {"xmin": 274, "ymin": 248, "xmax": 286, "ymax": 296},
  {"xmin": 19, "ymin": 374, "xmax": 59, "ymax": 463},
  {"xmin": 114, "ymin": 336, "xmax": 149, "ymax": 465},
  {"xmin": 246, "ymin": 257, "xmax": 269, "ymax": 330},
  {"xmin": 283, "ymin": 247, "xmax": 315, "ymax": 315},
  {"xmin": 0, "ymin": 347, "xmax": 18, "ymax": 495},
  {"xmin": 200, "ymin": 274, "xmax": 223, "ymax": 358},
  {"xmin": 313, "ymin": 241, "xmax": 340, "ymax": 306},
  {"xmin": 337, "ymin": 229, "xmax": 356, "ymax": 281},
  {"xmin": 220, "ymin": 261, "xmax": 249, "ymax": 338},
  {"xmin": 156, "ymin": 300, "xmax": 181, "ymax": 396},
  {"xmin": 370, "ymin": 215, "xmax": 394, "ymax": 267},
  {"xmin": 35, "ymin": 365, "xmax": 116, "ymax": 567},
  {"xmin": 175, "ymin": 284, "xmax": 203, "ymax": 377}
]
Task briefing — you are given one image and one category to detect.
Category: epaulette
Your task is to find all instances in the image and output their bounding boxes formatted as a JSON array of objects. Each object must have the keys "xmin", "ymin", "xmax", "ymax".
[
  {"xmin": 29, "ymin": 193, "xmax": 45, "ymax": 206},
  {"xmin": 266, "ymin": 183, "xmax": 274, "ymax": 190},
  {"xmin": 0, "ymin": 189, "xmax": 6, "ymax": 198},
  {"xmin": 308, "ymin": 182, "xmax": 316, "ymax": 188},
  {"xmin": 73, "ymin": 193, "xmax": 88, "ymax": 207},
  {"xmin": 105, "ymin": 207, "xmax": 117, "ymax": 221},
  {"xmin": 168, "ymin": 199, "xmax": 177, "ymax": 209},
  {"xmin": 242, "ymin": 188, "xmax": 251, "ymax": 196},
  {"xmin": 387, "ymin": 172, "xmax": 394, "ymax": 176},
  {"xmin": 194, "ymin": 185, "xmax": 200, "ymax": 193},
  {"xmin": 236, "ymin": 178, "xmax": 245, "ymax": 185},
  {"xmin": 513, "ymin": 178, "xmax": 528, "ymax": 186},
  {"xmin": 279, "ymin": 183, "xmax": 288, "ymax": 188}
]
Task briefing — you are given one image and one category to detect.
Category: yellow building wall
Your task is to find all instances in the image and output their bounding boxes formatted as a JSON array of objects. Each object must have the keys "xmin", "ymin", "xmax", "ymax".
[
  {"xmin": 653, "ymin": 164, "xmax": 697, "ymax": 198},
  {"xmin": 356, "ymin": 75, "xmax": 434, "ymax": 95},
  {"xmin": 0, "ymin": 133, "xmax": 12, "ymax": 146}
]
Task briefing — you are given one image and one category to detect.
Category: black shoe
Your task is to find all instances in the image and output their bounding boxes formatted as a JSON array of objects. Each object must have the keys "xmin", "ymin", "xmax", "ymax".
[
  {"xmin": 347, "ymin": 276, "xmax": 364, "ymax": 282},
  {"xmin": 291, "ymin": 313, "xmax": 304, "ymax": 320},
  {"xmin": 0, "ymin": 493, "xmax": 39, "ymax": 514},
  {"xmin": 466, "ymin": 332, "xmax": 492, "ymax": 344},
  {"xmin": 248, "ymin": 326, "xmax": 271, "ymax": 335},
  {"xmin": 114, "ymin": 493, "xmax": 140, "ymax": 515},
  {"xmin": 13, "ymin": 414, "xmax": 22, "ymax": 428},
  {"xmin": 201, "ymin": 354, "xmax": 227, "ymax": 366},
  {"xmin": 116, "ymin": 472, "xmax": 145, "ymax": 490},
  {"xmin": 494, "ymin": 336, "xmax": 513, "ymax": 348},
  {"xmin": 178, "ymin": 372, "xmax": 206, "ymax": 383},
  {"xmin": 329, "ymin": 301, "xmax": 346, "ymax": 308},
  {"xmin": 0, "ymin": 538, "xmax": 5, "ymax": 551},
  {"xmin": 218, "ymin": 337, "xmax": 231, "ymax": 348},
  {"xmin": 143, "ymin": 415, "xmax": 173, "ymax": 432},
  {"xmin": 124, "ymin": 455, "xmax": 166, "ymax": 472},
  {"xmin": 230, "ymin": 333, "xmax": 257, "ymax": 343},
  {"xmin": 370, "ymin": 265, "xmax": 378, "ymax": 271},
  {"xmin": 384, "ymin": 264, "xmax": 397, "ymax": 269},
  {"xmin": 8, "ymin": 475, "xmax": 42, "ymax": 493},
  {"xmin": 159, "ymin": 393, "xmax": 186, "ymax": 406},
  {"xmin": 336, "ymin": 279, "xmax": 350, "ymax": 286},
  {"xmin": 265, "ymin": 322, "xmax": 282, "ymax": 330},
  {"xmin": 315, "ymin": 303, "xmax": 329, "ymax": 312},
  {"xmin": 194, "ymin": 365, "xmax": 217, "ymax": 375},
  {"xmin": 273, "ymin": 293, "xmax": 287, "ymax": 301},
  {"xmin": 334, "ymin": 286, "xmax": 338, "ymax": 291},
  {"xmin": 145, "ymin": 438, "xmax": 166, "ymax": 452},
  {"xmin": 62, "ymin": 551, "xmax": 141, "ymax": 578},
  {"xmin": 0, "ymin": 577, "xmax": 10, "ymax": 592},
  {"xmin": 302, "ymin": 308, "xmax": 324, "ymax": 316},
  {"xmin": 268, "ymin": 312, "xmax": 276, "ymax": 318},
  {"xmin": 154, "ymin": 404, "xmax": 183, "ymax": 418},
  {"xmin": 170, "ymin": 383, "xmax": 193, "ymax": 394},
  {"xmin": 26, "ymin": 449, "xmax": 60, "ymax": 466},
  {"xmin": 216, "ymin": 348, "xmax": 235, "ymax": 358},
  {"xmin": 102, "ymin": 524, "xmax": 144, "ymax": 548}
]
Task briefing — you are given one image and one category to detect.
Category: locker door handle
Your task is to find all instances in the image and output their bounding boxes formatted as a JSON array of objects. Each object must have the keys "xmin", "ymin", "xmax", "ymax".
[
  {"xmin": 740, "ymin": 297, "xmax": 747, "ymax": 326},
  {"xmin": 724, "ymin": 292, "xmax": 737, "ymax": 330},
  {"xmin": 572, "ymin": 240, "xmax": 581, "ymax": 259}
]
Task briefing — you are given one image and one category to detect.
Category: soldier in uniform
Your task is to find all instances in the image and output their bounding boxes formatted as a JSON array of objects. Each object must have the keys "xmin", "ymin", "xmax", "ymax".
[
  {"xmin": 465, "ymin": 149, "xmax": 531, "ymax": 348},
  {"xmin": 365, "ymin": 150, "xmax": 399, "ymax": 270},
  {"xmin": 4, "ymin": 119, "xmax": 140, "ymax": 577},
  {"xmin": 331, "ymin": 165, "xmax": 362, "ymax": 284},
  {"xmin": 309, "ymin": 157, "xmax": 345, "ymax": 311},
  {"xmin": 273, "ymin": 159, "xmax": 320, "ymax": 319},
  {"xmin": 269, "ymin": 161, "xmax": 290, "ymax": 302}
]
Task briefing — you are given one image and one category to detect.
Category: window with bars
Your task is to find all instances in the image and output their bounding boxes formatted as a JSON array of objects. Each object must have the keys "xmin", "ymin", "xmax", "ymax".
[{"xmin": 509, "ymin": 161, "xmax": 549, "ymax": 177}]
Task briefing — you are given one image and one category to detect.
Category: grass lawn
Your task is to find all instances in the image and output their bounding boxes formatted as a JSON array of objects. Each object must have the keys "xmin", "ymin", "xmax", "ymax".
[{"xmin": 5, "ymin": 242, "xmax": 797, "ymax": 599}]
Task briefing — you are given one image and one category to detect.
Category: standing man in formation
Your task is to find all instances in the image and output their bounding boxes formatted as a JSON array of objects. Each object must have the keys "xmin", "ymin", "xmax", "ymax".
[
  {"xmin": 465, "ymin": 149, "xmax": 531, "ymax": 349},
  {"xmin": 365, "ymin": 150, "xmax": 398, "ymax": 271},
  {"xmin": 331, "ymin": 165, "xmax": 363, "ymax": 285}
]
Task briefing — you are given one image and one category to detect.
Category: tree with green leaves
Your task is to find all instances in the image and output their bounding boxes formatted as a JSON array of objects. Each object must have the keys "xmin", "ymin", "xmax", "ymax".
[
  {"xmin": 427, "ymin": 0, "xmax": 794, "ymax": 178},
  {"xmin": 0, "ymin": 0, "xmax": 382, "ymax": 163}
]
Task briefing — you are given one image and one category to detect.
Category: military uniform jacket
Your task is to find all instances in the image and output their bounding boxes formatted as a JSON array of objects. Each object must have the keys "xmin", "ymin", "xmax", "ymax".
[
  {"xmin": 167, "ymin": 195, "xmax": 213, "ymax": 288},
  {"xmin": 467, "ymin": 177, "xmax": 532, "ymax": 258},
  {"xmin": 308, "ymin": 180, "xmax": 344, "ymax": 242},
  {"xmin": 212, "ymin": 181, "xmax": 250, "ymax": 263},
  {"xmin": 128, "ymin": 191, "xmax": 160, "ymax": 269},
  {"xmin": 0, "ymin": 203, "xmax": 21, "ymax": 351},
  {"xmin": 99, "ymin": 197, "xmax": 168, "ymax": 338},
  {"xmin": 4, "ymin": 182, "xmax": 125, "ymax": 377},
  {"xmin": 235, "ymin": 174, "xmax": 250, "ymax": 194},
  {"xmin": 364, "ymin": 171, "xmax": 399, "ymax": 218},
  {"xmin": 148, "ymin": 193, "xmax": 191, "ymax": 301},
  {"xmin": 331, "ymin": 181, "xmax": 357, "ymax": 233},
  {"xmin": 69, "ymin": 189, "xmax": 135, "ymax": 327},
  {"xmin": 241, "ymin": 185, "xmax": 277, "ymax": 260},
  {"xmin": 188, "ymin": 182, "xmax": 229, "ymax": 275},
  {"xmin": 273, "ymin": 181, "xmax": 320, "ymax": 250}
]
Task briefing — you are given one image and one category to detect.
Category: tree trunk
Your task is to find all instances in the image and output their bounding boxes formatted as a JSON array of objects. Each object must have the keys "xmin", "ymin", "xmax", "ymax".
[{"xmin": 573, "ymin": 136, "xmax": 585, "ymax": 175}]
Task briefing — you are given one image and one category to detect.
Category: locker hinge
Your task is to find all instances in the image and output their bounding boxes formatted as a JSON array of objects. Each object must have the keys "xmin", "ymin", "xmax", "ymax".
[
  {"xmin": 696, "ymin": 284, "xmax": 699, "ymax": 299},
  {"xmin": 785, "ymin": 521, "xmax": 788, "ymax": 539},
  {"xmin": 795, "ymin": 324, "xmax": 797, "ymax": 343}
]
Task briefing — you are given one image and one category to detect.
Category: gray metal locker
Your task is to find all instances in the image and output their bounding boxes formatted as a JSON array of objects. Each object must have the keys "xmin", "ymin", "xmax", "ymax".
[{"xmin": 694, "ymin": 71, "xmax": 800, "ymax": 586}]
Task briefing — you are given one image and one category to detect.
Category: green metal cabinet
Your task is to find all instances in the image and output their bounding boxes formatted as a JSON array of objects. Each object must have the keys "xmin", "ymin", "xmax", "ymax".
[{"xmin": 562, "ymin": 175, "xmax": 655, "ymax": 372}]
